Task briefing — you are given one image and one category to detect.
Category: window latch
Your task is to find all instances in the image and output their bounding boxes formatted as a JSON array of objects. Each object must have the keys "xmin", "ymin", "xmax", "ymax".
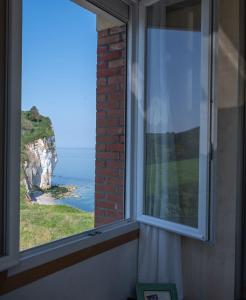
[{"xmin": 87, "ymin": 230, "xmax": 102, "ymax": 237}]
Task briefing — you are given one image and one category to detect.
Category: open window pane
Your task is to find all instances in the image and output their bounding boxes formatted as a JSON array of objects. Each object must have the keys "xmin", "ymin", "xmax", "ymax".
[
  {"xmin": 144, "ymin": 0, "xmax": 209, "ymax": 230},
  {"xmin": 20, "ymin": 0, "xmax": 127, "ymax": 250}
]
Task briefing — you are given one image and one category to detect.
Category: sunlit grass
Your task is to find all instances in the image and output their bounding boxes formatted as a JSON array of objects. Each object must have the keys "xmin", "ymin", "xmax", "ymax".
[{"xmin": 20, "ymin": 186, "xmax": 94, "ymax": 251}]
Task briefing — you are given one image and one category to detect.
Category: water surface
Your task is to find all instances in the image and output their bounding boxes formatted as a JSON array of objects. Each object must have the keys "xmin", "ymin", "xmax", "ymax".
[{"xmin": 52, "ymin": 148, "xmax": 95, "ymax": 212}]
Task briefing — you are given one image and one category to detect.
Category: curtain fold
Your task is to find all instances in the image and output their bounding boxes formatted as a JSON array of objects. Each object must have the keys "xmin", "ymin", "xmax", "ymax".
[
  {"xmin": 139, "ymin": 3, "xmax": 183, "ymax": 300},
  {"xmin": 138, "ymin": 224, "xmax": 183, "ymax": 300}
]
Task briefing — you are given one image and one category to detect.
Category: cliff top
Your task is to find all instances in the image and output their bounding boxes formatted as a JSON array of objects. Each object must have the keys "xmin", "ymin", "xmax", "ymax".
[{"xmin": 21, "ymin": 106, "xmax": 55, "ymax": 146}]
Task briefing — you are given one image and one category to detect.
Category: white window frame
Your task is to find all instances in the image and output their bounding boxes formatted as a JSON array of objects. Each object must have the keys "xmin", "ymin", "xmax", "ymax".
[
  {"xmin": 0, "ymin": 0, "xmax": 139, "ymax": 273},
  {"xmin": 136, "ymin": 0, "xmax": 213, "ymax": 240}
]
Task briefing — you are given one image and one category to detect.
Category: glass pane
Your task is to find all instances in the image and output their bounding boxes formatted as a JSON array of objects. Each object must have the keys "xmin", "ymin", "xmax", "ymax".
[
  {"xmin": 20, "ymin": 0, "xmax": 126, "ymax": 250},
  {"xmin": 145, "ymin": 0, "xmax": 202, "ymax": 228}
]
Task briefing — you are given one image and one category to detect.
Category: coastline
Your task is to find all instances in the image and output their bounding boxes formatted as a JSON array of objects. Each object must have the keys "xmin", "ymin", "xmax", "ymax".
[
  {"xmin": 36, "ymin": 192, "xmax": 57, "ymax": 205},
  {"xmin": 31, "ymin": 185, "xmax": 78, "ymax": 206}
]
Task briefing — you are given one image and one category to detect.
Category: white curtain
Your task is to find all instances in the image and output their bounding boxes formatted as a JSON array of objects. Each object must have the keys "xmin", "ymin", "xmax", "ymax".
[
  {"xmin": 137, "ymin": 2, "xmax": 185, "ymax": 300},
  {"xmin": 138, "ymin": 224, "xmax": 183, "ymax": 300}
]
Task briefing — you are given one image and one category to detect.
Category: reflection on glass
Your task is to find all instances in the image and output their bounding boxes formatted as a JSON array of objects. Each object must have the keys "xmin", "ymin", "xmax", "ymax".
[{"xmin": 145, "ymin": 0, "xmax": 202, "ymax": 228}]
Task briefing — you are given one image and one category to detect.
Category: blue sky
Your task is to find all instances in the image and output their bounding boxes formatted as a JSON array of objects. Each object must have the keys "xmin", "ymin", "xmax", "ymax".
[{"xmin": 22, "ymin": 0, "xmax": 97, "ymax": 148}]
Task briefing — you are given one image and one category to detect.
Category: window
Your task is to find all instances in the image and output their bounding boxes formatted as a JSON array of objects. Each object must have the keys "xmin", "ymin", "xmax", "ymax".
[
  {"xmin": 19, "ymin": 0, "xmax": 128, "ymax": 250},
  {"xmin": 0, "ymin": 0, "xmax": 213, "ymax": 273},
  {"xmin": 136, "ymin": 0, "xmax": 212, "ymax": 240},
  {"xmin": 0, "ymin": 0, "xmax": 132, "ymax": 272}
]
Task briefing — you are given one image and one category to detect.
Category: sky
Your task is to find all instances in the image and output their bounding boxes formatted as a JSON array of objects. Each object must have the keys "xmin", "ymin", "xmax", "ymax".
[{"xmin": 22, "ymin": 0, "xmax": 97, "ymax": 148}]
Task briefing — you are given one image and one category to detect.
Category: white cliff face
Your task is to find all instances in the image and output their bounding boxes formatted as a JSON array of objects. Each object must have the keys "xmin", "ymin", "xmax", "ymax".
[{"xmin": 23, "ymin": 136, "xmax": 57, "ymax": 191}]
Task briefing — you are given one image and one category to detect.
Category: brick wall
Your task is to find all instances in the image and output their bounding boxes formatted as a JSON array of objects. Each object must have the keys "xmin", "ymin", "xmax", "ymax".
[{"xmin": 95, "ymin": 25, "xmax": 126, "ymax": 227}]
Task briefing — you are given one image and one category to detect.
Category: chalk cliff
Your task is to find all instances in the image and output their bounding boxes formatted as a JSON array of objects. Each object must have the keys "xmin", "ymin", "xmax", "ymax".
[
  {"xmin": 21, "ymin": 106, "xmax": 57, "ymax": 195},
  {"xmin": 23, "ymin": 136, "xmax": 57, "ymax": 192}
]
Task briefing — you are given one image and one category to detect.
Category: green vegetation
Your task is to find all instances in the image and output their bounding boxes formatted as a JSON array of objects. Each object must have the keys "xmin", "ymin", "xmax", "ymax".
[
  {"xmin": 20, "ymin": 186, "xmax": 94, "ymax": 251},
  {"xmin": 43, "ymin": 185, "xmax": 76, "ymax": 199},
  {"xmin": 20, "ymin": 106, "xmax": 55, "ymax": 178},
  {"xmin": 145, "ymin": 129, "xmax": 200, "ymax": 228},
  {"xmin": 145, "ymin": 158, "xmax": 199, "ymax": 228},
  {"xmin": 21, "ymin": 106, "xmax": 54, "ymax": 147}
]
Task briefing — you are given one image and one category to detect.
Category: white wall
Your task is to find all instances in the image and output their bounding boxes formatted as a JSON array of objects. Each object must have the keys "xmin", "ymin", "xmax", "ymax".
[{"xmin": 1, "ymin": 240, "xmax": 138, "ymax": 300}]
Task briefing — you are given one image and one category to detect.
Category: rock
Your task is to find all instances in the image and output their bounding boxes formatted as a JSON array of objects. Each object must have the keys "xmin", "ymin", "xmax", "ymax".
[{"xmin": 23, "ymin": 136, "xmax": 57, "ymax": 192}]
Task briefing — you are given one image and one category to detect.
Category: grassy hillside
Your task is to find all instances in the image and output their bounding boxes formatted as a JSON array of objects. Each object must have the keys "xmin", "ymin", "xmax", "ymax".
[
  {"xmin": 145, "ymin": 158, "xmax": 199, "ymax": 228},
  {"xmin": 145, "ymin": 127, "xmax": 200, "ymax": 228},
  {"xmin": 20, "ymin": 186, "xmax": 94, "ymax": 250},
  {"xmin": 146, "ymin": 127, "xmax": 199, "ymax": 164}
]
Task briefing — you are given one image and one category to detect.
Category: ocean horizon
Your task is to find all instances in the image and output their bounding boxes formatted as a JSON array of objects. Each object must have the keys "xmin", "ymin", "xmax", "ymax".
[{"xmin": 52, "ymin": 147, "xmax": 95, "ymax": 212}]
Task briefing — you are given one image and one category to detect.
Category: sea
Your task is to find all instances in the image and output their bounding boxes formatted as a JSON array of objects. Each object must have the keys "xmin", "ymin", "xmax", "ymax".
[{"xmin": 51, "ymin": 148, "xmax": 95, "ymax": 212}]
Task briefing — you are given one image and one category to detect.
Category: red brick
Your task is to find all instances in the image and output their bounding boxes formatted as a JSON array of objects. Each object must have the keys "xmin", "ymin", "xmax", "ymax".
[
  {"xmin": 107, "ymin": 109, "xmax": 125, "ymax": 118},
  {"xmin": 96, "ymin": 168, "xmax": 118, "ymax": 177},
  {"xmin": 107, "ymin": 92, "xmax": 125, "ymax": 102},
  {"xmin": 119, "ymin": 118, "xmax": 125, "ymax": 126},
  {"xmin": 97, "ymin": 78, "xmax": 107, "ymax": 87},
  {"xmin": 97, "ymin": 45, "xmax": 108, "ymax": 54},
  {"xmin": 119, "ymin": 167, "xmax": 125, "ymax": 176},
  {"xmin": 96, "ymin": 143, "xmax": 106, "ymax": 151},
  {"xmin": 97, "ymin": 118, "xmax": 119, "ymax": 128},
  {"xmin": 97, "ymin": 101, "xmax": 120, "ymax": 111},
  {"xmin": 109, "ymin": 42, "xmax": 126, "ymax": 51},
  {"xmin": 97, "ymin": 95, "xmax": 106, "ymax": 103},
  {"xmin": 106, "ymin": 194, "xmax": 122, "ymax": 202},
  {"xmin": 96, "ymin": 201, "xmax": 116, "ymax": 210},
  {"xmin": 96, "ymin": 184, "xmax": 118, "ymax": 193},
  {"xmin": 97, "ymin": 62, "xmax": 108, "ymax": 69},
  {"xmin": 109, "ymin": 26, "xmax": 126, "ymax": 35},
  {"xmin": 99, "ymin": 51, "xmax": 122, "ymax": 62},
  {"xmin": 107, "ymin": 160, "xmax": 124, "ymax": 169},
  {"xmin": 106, "ymin": 177, "xmax": 124, "ymax": 185},
  {"xmin": 106, "ymin": 127, "xmax": 124, "ymax": 135},
  {"xmin": 97, "ymin": 84, "xmax": 120, "ymax": 94},
  {"xmin": 95, "ymin": 192, "xmax": 105, "ymax": 200},
  {"xmin": 109, "ymin": 59, "xmax": 125, "ymax": 69},
  {"xmin": 96, "ymin": 128, "xmax": 106, "ymax": 135},
  {"xmin": 95, "ymin": 209, "xmax": 119, "ymax": 218},
  {"xmin": 98, "ymin": 35, "xmax": 120, "ymax": 46},
  {"xmin": 97, "ymin": 68, "xmax": 121, "ymax": 77},
  {"xmin": 107, "ymin": 143, "xmax": 124, "ymax": 152},
  {"xmin": 119, "ymin": 99, "xmax": 125, "ymax": 109},
  {"xmin": 120, "ymin": 135, "xmax": 125, "ymax": 143},
  {"xmin": 95, "ymin": 217, "xmax": 118, "ymax": 225},
  {"xmin": 96, "ymin": 176, "xmax": 105, "ymax": 184},
  {"xmin": 96, "ymin": 27, "xmax": 126, "ymax": 228},
  {"xmin": 118, "ymin": 186, "xmax": 124, "ymax": 194},
  {"xmin": 98, "ymin": 30, "xmax": 108, "ymax": 38},
  {"xmin": 108, "ymin": 76, "xmax": 125, "ymax": 85},
  {"xmin": 96, "ymin": 152, "xmax": 119, "ymax": 160},
  {"xmin": 97, "ymin": 135, "xmax": 119, "ymax": 144},
  {"xmin": 97, "ymin": 111, "xmax": 106, "ymax": 119}
]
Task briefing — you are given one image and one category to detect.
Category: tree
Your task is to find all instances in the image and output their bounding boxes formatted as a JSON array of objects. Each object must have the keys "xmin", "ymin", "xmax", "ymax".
[{"xmin": 29, "ymin": 106, "xmax": 40, "ymax": 121}]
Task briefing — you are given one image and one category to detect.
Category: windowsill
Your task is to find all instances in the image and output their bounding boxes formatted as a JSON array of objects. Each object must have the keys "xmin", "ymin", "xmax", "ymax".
[
  {"xmin": 0, "ymin": 220, "xmax": 139, "ymax": 295},
  {"xmin": 8, "ymin": 220, "xmax": 139, "ymax": 277}
]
